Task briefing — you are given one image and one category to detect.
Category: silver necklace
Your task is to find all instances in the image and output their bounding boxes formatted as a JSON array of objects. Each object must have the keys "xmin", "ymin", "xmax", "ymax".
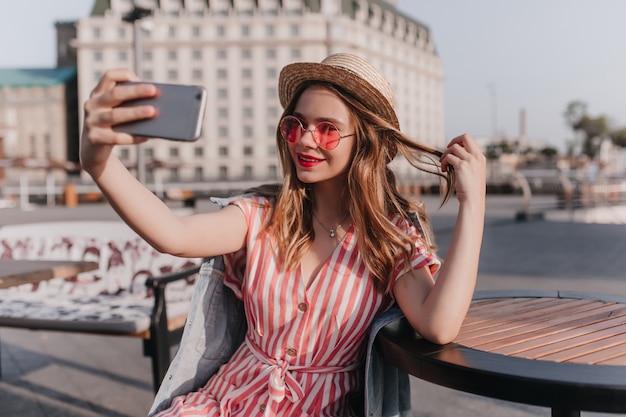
[{"xmin": 312, "ymin": 212, "xmax": 350, "ymax": 238}]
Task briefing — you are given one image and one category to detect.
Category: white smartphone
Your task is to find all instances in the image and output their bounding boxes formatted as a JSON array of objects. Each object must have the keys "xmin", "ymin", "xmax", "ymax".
[{"xmin": 113, "ymin": 82, "xmax": 208, "ymax": 142}]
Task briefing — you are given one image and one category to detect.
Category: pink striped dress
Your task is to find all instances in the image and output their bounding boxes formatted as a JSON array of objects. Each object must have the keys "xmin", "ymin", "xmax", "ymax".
[{"xmin": 155, "ymin": 196, "xmax": 439, "ymax": 417}]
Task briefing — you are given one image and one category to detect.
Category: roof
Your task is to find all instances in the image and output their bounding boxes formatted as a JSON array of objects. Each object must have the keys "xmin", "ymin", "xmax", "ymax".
[
  {"xmin": 90, "ymin": 0, "xmax": 110, "ymax": 16},
  {"xmin": 0, "ymin": 67, "xmax": 77, "ymax": 88}
]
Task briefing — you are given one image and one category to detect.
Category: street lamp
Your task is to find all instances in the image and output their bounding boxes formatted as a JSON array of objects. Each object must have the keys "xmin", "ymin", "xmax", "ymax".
[
  {"xmin": 122, "ymin": 5, "xmax": 153, "ymax": 184},
  {"xmin": 487, "ymin": 82, "xmax": 498, "ymax": 140}
]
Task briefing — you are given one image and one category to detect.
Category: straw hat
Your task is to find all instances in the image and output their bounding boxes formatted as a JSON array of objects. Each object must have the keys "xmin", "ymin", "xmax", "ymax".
[{"xmin": 278, "ymin": 53, "xmax": 400, "ymax": 129}]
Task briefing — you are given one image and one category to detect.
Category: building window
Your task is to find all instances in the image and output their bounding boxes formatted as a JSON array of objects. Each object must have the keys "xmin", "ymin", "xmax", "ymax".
[
  {"xmin": 290, "ymin": 25, "xmax": 299, "ymax": 36},
  {"xmin": 120, "ymin": 148, "xmax": 130, "ymax": 159},
  {"xmin": 142, "ymin": 70, "xmax": 153, "ymax": 80},
  {"xmin": 94, "ymin": 50, "xmax": 103, "ymax": 61},
  {"xmin": 169, "ymin": 168, "xmax": 179, "ymax": 181},
  {"xmin": 218, "ymin": 88, "xmax": 228, "ymax": 98},
  {"xmin": 194, "ymin": 147, "xmax": 203, "ymax": 157},
  {"xmin": 242, "ymin": 68, "xmax": 252, "ymax": 79},
  {"xmin": 192, "ymin": 69, "xmax": 203, "ymax": 80},
  {"xmin": 243, "ymin": 145, "xmax": 253, "ymax": 156},
  {"xmin": 118, "ymin": 27, "xmax": 126, "ymax": 39},
  {"xmin": 118, "ymin": 50, "xmax": 128, "ymax": 61},
  {"xmin": 192, "ymin": 49, "xmax": 202, "ymax": 60},
  {"xmin": 265, "ymin": 25, "xmax": 275, "ymax": 37},
  {"xmin": 217, "ymin": 49, "xmax": 227, "ymax": 59},
  {"xmin": 192, "ymin": 26, "xmax": 201, "ymax": 37},
  {"xmin": 169, "ymin": 147, "xmax": 179, "ymax": 157},
  {"xmin": 43, "ymin": 134, "xmax": 52, "ymax": 158},
  {"xmin": 266, "ymin": 48, "xmax": 276, "ymax": 59},
  {"xmin": 243, "ymin": 165, "xmax": 253, "ymax": 179},
  {"xmin": 267, "ymin": 106, "xmax": 278, "ymax": 117},
  {"xmin": 145, "ymin": 147, "xmax": 155, "ymax": 158},
  {"xmin": 93, "ymin": 27, "xmax": 101, "ymax": 39},
  {"xmin": 217, "ymin": 25, "xmax": 225, "ymax": 37},
  {"xmin": 218, "ymin": 126, "xmax": 228, "ymax": 138},
  {"xmin": 217, "ymin": 69, "xmax": 227, "ymax": 79},
  {"xmin": 266, "ymin": 68, "xmax": 277, "ymax": 79},
  {"xmin": 267, "ymin": 125, "xmax": 276, "ymax": 136},
  {"xmin": 266, "ymin": 87, "xmax": 276, "ymax": 98},
  {"xmin": 168, "ymin": 26, "xmax": 176, "ymax": 38},
  {"xmin": 268, "ymin": 164, "xmax": 277, "ymax": 178},
  {"xmin": 219, "ymin": 166, "xmax": 228, "ymax": 179},
  {"xmin": 290, "ymin": 48, "xmax": 301, "ymax": 59},
  {"xmin": 241, "ymin": 25, "xmax": 250, "ymax": 37},
  {"xmin": 243, "ymin": 126, "xmax": 253, "ymax": 138},
  {"xmin": 194, "ymin": 166, "xmax": 203, "ymax": 180},
  {"xmin": 267, "ymin": 145, "xmax": 277, "ymax": 156},
  {"xmin": 168, "ymin": 69, "xmax": 178, "ymax": 81},
  {"xmin": 242, "ymin": 87, "xmax": 252, "ymax": 98},
  {"xmin": 143, "ymin": 50, "xmax": 153, "ymax": 61},
  {"xmin": 218, "ymin": 107, "xmax": 228, "ymax": 118},
  {"xmin": 218, "ymin": 146, "xmax": 228, "ymax": 156},
  {"xmin": 168, "ymin": 50, "xmax": 177, "ymax": 60},
  {"xmin": 243, "ymin": 107, "xmax": 253, "ymax": 118}
]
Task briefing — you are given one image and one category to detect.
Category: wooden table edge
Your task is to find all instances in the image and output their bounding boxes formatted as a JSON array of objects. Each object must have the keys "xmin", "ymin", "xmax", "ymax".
[{"xmin": 378, "ymin": 290, "xmax": 626, "ymax": 413}]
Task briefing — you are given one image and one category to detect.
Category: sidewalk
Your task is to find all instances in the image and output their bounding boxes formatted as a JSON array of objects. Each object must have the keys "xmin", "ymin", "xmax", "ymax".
[{"xmin": 1, "ymin": 195, "xmax": 625, "ymax": 416}]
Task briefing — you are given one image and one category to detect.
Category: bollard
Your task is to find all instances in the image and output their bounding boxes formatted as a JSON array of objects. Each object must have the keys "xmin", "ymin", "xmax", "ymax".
[{"xmin": 64, "ymin": 183, "xmax": 78, "ymax": 207}]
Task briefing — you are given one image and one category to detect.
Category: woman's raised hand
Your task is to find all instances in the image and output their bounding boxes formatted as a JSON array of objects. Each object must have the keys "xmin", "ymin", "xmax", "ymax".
[
  {"xmin": 440, "ymin": 133, "xmax": 487, "ymax": 205},
  {"xmin": 80, "ymin": 69, "xmax": 158, "ymax": 177}
]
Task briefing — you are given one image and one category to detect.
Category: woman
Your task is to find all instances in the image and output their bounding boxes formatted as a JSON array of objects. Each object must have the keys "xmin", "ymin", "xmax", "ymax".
[{"xmin": 81, "ymin": 53, "xmax": 486, "ymax": 416}]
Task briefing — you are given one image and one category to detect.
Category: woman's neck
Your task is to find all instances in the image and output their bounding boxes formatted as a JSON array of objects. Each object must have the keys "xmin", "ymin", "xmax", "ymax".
[{"xmin": 310, "ymin": 184, "xmax": 349, "ymax": 222}]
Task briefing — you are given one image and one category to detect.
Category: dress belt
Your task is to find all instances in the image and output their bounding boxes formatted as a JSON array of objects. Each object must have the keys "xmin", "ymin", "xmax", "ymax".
[{"xmin": 219, "ymin": 337, "xmax": 359, "ymax": 417}]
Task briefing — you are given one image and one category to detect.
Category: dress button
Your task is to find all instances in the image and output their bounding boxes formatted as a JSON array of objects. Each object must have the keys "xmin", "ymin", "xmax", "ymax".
[
  {"xmin": 298, "ymin": 302, "xmax": 307, "ymax": 312},
  {"xmin": 286, "ymin": 347, "xmax": 297, "ymax": 356},
  {"xmin": 259, "ymin": 404, "xmax": 266, "ymax": 413}
]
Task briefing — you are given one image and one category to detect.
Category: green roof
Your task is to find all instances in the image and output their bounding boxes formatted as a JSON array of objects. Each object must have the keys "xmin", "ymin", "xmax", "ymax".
[{"xmin": 0, "ymin": 67, "xmax": 77, "ymax": 88}]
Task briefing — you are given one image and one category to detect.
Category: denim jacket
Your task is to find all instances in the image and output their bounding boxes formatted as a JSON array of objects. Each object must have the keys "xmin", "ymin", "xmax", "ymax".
[{"xmin": 147, "ymin": 256, "xmax": 412, "ymax": 417}]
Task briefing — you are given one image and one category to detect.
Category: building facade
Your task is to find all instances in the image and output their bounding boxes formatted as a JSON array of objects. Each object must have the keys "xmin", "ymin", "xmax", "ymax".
[
  {"xmin": 0, "ymin": 68, "xmax": 79, "ymax": 185},
  {"xmin": 75, "ymin": 0, "xmax": 445, "ymax": 186}
]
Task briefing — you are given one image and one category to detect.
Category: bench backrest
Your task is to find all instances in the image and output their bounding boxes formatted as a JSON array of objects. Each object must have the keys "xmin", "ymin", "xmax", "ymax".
[{"xmin": 0, "ymin": 221, "xmax": 197, "ymax": 300}]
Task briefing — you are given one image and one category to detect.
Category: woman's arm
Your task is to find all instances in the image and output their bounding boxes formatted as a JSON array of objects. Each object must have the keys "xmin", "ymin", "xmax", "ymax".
[
  {"xmin": 393, "ymin": 133, "xmax": 486, "ymax": 344},
  {"xmin": 80, "ymin": 69, "xmax": 247, "ymax": 258}
]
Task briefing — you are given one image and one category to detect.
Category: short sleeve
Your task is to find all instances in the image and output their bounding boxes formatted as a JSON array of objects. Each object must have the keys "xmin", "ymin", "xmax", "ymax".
[
  {"xmin": 219, "ymin": 195, "xmax": 273, "ymax": 299},
  {"xmin": 222, "ymin": 249, "xmax": 246, "ymax": 300},
  {"xmin": 390, "ymin": 214, "xmax": 440, "ymax": 288}
]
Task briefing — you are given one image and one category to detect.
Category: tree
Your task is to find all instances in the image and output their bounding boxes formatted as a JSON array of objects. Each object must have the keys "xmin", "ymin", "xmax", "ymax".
[
  {"xmin": 611, "ymin": 127, "xmax": 626, "ymax": 148},
  {"xmin": 563, "ymin": 100, "xmax": 610, "ymax": 158},
  {"xmin": 564, "ymin": 101, "xmax": 587, "ymax": 128},
  {"xmin": 540, "ymin": 146, "xmax": 558, "ymax": 158}
]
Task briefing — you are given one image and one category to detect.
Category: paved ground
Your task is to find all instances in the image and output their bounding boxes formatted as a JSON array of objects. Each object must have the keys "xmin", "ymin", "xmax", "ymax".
[{"xmin": 1, "ymin": 194, "xmax": 625, "ymax": 416}]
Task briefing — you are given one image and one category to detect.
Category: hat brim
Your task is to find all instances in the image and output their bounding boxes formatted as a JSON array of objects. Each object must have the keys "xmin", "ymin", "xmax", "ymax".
[{"xmin": 278, "ymin": 62, "xmax": 399, "ymax": 129}]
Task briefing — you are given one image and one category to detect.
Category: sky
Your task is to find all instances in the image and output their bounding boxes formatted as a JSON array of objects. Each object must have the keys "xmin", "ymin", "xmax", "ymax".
[
  {"xmin": 397, "ymin": 0, "xmax": 626, "ymax": 151},
  {"xmin": 1, "ymin": 0, "xmax": 625, "ymax": 152}
]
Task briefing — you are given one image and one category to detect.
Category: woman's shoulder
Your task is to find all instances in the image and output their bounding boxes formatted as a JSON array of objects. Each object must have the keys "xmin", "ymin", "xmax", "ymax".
[{"xmin": 388, "ymin": 210, "xmax": 425, "ymax": 238}]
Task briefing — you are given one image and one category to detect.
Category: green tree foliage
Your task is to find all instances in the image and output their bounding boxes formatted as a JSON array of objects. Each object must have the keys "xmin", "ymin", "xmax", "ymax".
[
  {"xmin": 564, "ymin": 100, "xmax": 610, "ymax": 158},
  {"xmin": 611, "ymin": 127, "xmax": 626, "ymax": 148},
  {"xmin": 540, "ymin": 146, "xmax": 558, "ymax": 158}
]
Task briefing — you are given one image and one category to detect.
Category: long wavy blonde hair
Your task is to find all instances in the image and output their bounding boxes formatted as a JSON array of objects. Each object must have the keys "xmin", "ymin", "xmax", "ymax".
[{"xmin": 252, "ymin": 82, "xmax": 454, "ymax": 294}]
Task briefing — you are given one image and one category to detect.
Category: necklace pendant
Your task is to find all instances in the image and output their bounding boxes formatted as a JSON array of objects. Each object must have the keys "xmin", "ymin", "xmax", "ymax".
[{"xmin": 330, "ymin": 229, "xmax": 336, "ymax": 238}]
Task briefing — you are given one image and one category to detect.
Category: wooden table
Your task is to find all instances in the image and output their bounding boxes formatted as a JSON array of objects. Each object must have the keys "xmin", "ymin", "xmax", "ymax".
[
  {"xmin": 378, "ymin": 290, "xmax": 626, "ymax": 417},
  {"xmin": 0, "ymin": 259, "xmax": 99, "ymax": 289}
]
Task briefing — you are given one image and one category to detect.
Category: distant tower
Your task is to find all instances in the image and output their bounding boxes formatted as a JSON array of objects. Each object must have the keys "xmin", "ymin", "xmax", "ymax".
[
  {"xmin": 519, "ymin": 108, "xmax": 527, "ymax": 148},
  {"xmin": 55, "ymin": 21, "xmax": 77, "ymax": 67}
]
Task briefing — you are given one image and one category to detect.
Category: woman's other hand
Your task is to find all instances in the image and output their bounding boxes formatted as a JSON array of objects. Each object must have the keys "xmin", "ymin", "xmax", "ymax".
[
  {"xmin": 80, "ymin": 69, "xmax": 158, "ymax": 178},
  {"xmin": 440, "ymin": 133, "xmax": 487, "ymax": 205}
]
